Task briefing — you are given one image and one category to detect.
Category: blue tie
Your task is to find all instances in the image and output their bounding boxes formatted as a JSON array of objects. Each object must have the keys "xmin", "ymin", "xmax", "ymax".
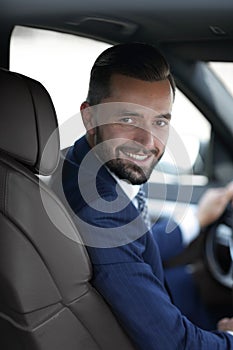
[
  {"xmin": 136, "ymin": 187, "xmax": 173, "ymax": 301},
  {"xmin": 136, "ymin": 186, "xmax": 151, "ymax": 228}
]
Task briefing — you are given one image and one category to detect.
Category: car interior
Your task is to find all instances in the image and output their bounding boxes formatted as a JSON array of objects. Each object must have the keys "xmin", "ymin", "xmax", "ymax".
[
  {"xmin": 0, "ymin": 0, "xmax": 233, "ymax": 349},
  {"xmin": 0, "ymin": 68, "xmax": 135, "ymax": 349}
]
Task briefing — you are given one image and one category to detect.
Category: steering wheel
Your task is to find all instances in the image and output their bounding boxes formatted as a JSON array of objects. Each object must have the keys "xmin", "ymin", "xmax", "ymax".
[{"xmin": 205, "ymin": 202, "xmax": 233, "ymax": 289}]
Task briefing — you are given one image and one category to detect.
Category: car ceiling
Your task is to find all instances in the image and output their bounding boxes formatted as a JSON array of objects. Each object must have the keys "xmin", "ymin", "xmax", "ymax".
[
  {"xmin": 1, "ymin": 0, "xmax": 233, "ymax": 64},
  {"xmin": 0, "ymin": 0, "xmax": 233, "ymax": 166}
]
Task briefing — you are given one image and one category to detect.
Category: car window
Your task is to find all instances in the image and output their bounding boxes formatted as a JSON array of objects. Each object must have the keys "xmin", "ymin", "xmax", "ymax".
[
  {"xmin": 209, "ymin": 62, "xmax": 233, "ymax": 97},
  {"xmin": 10, "ymin": 26, "xmax": 111, "ymax": 138},
  {"xmin": 10, "ymin": 26, "xmax": 211, "ymax": 185},
  {"xmin": 152, "ymin": 89, "xmax": 211, "ymax": 186}
]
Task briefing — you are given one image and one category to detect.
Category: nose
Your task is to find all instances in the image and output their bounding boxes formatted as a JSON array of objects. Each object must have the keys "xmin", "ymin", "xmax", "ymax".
[{"xmin": 134, "ymin": 126, "xmax": 156, "ymax": 150}]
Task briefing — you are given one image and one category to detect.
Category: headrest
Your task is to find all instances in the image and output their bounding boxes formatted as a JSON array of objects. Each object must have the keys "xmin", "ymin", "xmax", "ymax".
[{"xmin": 0, "ymin": 68, "xmax": 60, "ymax": 175}]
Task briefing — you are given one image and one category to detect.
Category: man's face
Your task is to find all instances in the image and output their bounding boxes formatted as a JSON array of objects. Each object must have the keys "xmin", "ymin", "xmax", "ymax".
[{"xmin": 84, "ymin": 74, "xmax": 173, "ymax": 185}]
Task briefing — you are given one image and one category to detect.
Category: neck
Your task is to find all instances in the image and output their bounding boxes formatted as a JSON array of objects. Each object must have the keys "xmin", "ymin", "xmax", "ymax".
[{"xmin": 85, "ymin": 133, "xmax": 95, "ymax": 148}]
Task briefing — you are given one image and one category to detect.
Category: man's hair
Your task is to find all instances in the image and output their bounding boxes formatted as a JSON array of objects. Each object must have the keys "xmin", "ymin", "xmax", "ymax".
[{"xmin": 86, "ymin": 42, "xmax": 176, "ymax": 106}]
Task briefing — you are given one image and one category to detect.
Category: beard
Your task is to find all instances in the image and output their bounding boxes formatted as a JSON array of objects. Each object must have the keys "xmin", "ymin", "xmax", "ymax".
[
  {"xmin": 95, "ymin": 129, "xmax": 164, "ymax": 185},
  {"xmin": 106, "ymin": 158, "xmax": 154, "ymax": 185}
]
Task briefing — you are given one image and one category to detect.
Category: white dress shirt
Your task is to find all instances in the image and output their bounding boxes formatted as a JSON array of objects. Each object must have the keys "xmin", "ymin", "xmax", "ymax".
[
  {"xmin": 111, "ymin": 171, "xmax": 200, "ymax": 247},
  {"xmin": 110, "ymin": 172, "xmax": 233, "ymax": 336}
]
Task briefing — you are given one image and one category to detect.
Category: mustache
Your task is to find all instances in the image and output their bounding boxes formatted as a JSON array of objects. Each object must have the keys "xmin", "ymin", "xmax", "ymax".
[{"xmin": 116, "ymin": 144, "xmax": 159, "ymax": 157}]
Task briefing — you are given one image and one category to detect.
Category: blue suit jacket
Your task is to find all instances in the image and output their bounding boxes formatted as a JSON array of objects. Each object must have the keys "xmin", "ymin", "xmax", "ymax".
[{"xmin": 61, "ymin": 136, "xmax": 233, "ymax": 350}]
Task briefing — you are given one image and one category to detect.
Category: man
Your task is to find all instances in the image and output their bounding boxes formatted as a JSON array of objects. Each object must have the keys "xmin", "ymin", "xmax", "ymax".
[{"xmin": 60, "ymin": 43, "xmax": 233, "ymax": 349}]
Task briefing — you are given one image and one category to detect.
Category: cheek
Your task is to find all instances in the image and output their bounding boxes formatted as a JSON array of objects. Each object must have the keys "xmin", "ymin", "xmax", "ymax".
[
  {"xmin": 97, "ymin": 127, "xmax": 124, "ymax": 151},
  {"xmin": 105, "ymin": 139, "xmax": 124, "ymax": 152},
  {"xmin": 98, "ymin": 125, "xmax": 121, "ymax": 141},
  {"xmin": 152, "ymin": 128, "xmax": 170, "ymax": 147},
  {"xmin": 100, "ymin": 125, "xmax": 136, "ymax": 144}
]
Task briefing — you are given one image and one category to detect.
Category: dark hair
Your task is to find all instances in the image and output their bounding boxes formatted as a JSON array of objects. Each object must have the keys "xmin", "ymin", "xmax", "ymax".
[{"xmin": 86, "ymin": 42, "xmax": 176, "ymax": 106}]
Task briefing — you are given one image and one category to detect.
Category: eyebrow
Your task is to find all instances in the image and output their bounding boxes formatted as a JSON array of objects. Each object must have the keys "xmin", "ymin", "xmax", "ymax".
[{"xmin": 158, "ymin": 113, "xmax": 171, "ymax": 120}]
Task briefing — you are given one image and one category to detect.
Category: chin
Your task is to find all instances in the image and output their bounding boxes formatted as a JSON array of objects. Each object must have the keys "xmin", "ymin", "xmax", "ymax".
[{"xmin": 107, "ymin": 159, "xmax": 150, "ymax": 185}]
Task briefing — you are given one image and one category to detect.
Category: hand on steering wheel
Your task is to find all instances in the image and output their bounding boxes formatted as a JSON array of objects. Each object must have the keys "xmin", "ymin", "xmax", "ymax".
[
  {"xmin": 205, "ymin": 201, "xmax": 233, "ymax": 288},
  {"xmin": 197, "ymin": 182, "xmax": 233, "ymax": 229}
]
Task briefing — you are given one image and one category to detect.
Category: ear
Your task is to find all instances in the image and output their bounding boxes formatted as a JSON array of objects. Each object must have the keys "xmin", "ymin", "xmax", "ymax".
[{"xmin": 80, "ymin": 101, "xmax": 96, "ymax": 136}]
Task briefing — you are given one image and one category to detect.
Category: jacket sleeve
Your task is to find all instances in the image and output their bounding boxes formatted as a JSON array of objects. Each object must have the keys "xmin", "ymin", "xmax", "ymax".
[
  {"xmin": 89, "ymin": 248, "xmax": 233, "ymax": 350},
  {"xmin": 78, "ymin": 204, "xmax": 233, "ymax": 350},
  {"xmin": 151, "ymin": 218, "xmax": 184, "ymax": 262}
]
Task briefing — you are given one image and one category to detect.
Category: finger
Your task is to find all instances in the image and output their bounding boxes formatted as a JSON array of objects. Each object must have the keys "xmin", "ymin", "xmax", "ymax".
[
  {"xmin": 217, "ymin": 317, "xmax": 233, "ymax": 331},
  {"xmin": 218, "ymin": 317, "xmax": 230, "ymax": 325},
  {"xmin": 226, "ymin": 182, "xmax": 233, "ymax": 200}
]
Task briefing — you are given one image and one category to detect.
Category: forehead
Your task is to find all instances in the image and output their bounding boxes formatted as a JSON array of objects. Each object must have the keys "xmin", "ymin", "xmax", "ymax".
[
  {"xmin": 102, "ymin": 74, "xmax": 173, "ymax": 113},
  {"xmin": 95, "ymin": 103, "xmax": 170, "ymax": 123}
]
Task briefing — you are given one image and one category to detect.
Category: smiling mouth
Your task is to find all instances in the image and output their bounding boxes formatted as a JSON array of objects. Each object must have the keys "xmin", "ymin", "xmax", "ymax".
[
  {"xmin": 123, "ymin": 151, "xmax": 149, "ymax": 161},
  {"xmin": 118, "ymin": 147, "xmax": 153, "ymax": 162}
]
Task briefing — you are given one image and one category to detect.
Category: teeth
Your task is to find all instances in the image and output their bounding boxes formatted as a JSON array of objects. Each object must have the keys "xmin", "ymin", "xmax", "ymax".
[{"xmin": 125, "ymin": 152, "xmax": 148, "ymax": 161}]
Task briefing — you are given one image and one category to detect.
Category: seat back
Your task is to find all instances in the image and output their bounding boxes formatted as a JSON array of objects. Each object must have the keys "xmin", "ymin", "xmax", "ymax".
[{"xmin": 0, "ymin": 68, "xmax": 134, "ymax": 350}]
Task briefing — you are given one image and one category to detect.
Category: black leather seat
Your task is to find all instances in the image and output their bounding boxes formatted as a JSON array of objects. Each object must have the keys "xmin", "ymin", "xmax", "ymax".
[{"xmin": 0, "ymin": 68, "xmax": 134, "ymax": 350}]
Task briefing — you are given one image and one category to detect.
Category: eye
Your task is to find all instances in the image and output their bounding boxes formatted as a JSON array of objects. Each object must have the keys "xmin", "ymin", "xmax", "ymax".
[
  {"xmin": 154, "ymin": 119, "xmax": 169, "ymax": 127},
  {"xmin": 119, "ymin": 117, "xmax": 134, "ymax": 124}
]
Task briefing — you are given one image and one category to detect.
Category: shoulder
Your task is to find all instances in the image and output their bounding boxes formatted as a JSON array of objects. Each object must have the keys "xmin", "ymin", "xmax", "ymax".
[{"xmin": 62, "ymin": 136, "xmax": 118, "ymax": 211}]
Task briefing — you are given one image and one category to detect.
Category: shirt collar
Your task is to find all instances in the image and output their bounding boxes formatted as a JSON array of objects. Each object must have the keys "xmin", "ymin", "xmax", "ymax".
[{"xmin": 109, "ymin": 170, "xmax": 140, "ymax": 201}]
